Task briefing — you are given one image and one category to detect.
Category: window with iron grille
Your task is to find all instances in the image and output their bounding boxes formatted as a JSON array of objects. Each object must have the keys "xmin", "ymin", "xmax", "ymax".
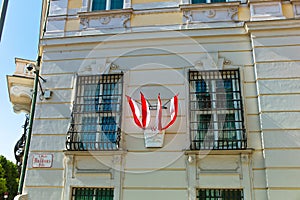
[
  {"xmin": 72, "ymin": 187, "xmax": 114, "ymax": 200},
  {"xmin": 189, "ymin": 70, "xmax": 246, "ymax": 150},
  {"xmin": 91, "ymin": 0, "xmax": 123, "ymax": 11},
  {"xmin": 197, "ymin": 189, "xmax": 244, "ymax": 200},
  {"xmin": 66, "ymin": 74, "xmax": 123, "ymax": 151}
]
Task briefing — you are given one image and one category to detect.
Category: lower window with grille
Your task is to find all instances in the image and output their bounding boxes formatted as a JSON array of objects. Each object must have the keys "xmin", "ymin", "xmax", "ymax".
[
  {"xmin": 72, "ymin": 187, "xmax": 114, "ymax": 200},
  {"xmin": 197, "ymin": 189, "xmax": 244, "ymax": 200}
]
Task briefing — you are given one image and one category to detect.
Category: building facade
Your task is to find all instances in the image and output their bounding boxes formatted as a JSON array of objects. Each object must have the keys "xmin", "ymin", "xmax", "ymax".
[{"xmin": 7, "ymin": 0, "xmax": 300, "ymax": 199}]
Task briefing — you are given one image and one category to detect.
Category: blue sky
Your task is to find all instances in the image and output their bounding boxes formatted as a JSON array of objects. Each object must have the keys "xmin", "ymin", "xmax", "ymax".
[{"xmin": 0, "ymin": 0, "xmax": 42, "ymax": 162}]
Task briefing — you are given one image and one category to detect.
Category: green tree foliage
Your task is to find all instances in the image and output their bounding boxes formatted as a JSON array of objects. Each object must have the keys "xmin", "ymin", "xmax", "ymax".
[
  {"xmin": 0, "ymin": 155, "xmax": 19, "ymax": 200},
  {"xmin": 0, "ymin": 164, "xmax": 7, "ymax": 195}
]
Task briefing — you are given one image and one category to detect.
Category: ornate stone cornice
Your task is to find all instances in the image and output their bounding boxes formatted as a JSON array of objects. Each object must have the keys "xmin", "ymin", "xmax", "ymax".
[
  {"xmin": 78, "ymin": 9, "xmax": 133, "ymax": 30},
  {"xmin": 181, "ymin": 2, "xmax": 240, "ymax": 24}
]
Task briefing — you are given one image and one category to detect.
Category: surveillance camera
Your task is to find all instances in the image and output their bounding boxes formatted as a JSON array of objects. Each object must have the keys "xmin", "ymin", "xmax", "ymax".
[{"xmin": 26, "ymin": 63, "xmax": 35, "ymax": 71}]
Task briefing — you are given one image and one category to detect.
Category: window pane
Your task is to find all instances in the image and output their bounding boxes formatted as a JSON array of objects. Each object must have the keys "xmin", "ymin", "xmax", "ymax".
[
  {"xmin": 101, "ymin": 116, "xmax": 117, "ymax": 149},
  {"xmin": 92, "ymin": 0, "xmax": 106, "ymax": 11},
  {"xmin": 81, "ymin": 117, "xmax": 97, "ymax": 150},
  {"xmin": 110, "ymin": 0, "xmax": 123, "ymax": 9},
  {"xmin": 102, "ymin": 83, "xmax": 118, "ymax": 111},
  {"xmin": 196, "ymin": 114, "xmax": 212, "ymax": 149},
  {"xmin": 74, "ymin": 188, "xmax": 93, "ymax": 200},
  {"xmin": 198, "ymin": 115, "xmax": 211, "ymax": 137},
  {"xmin": 223, "ymin": 114, "xmax": 236, "ymax": 133},
  {"xmin": 216, "ymin": 79, "xmax": 234, "ymax": 109},
  {"xmin": 217, "ymin": 114, "xmax": 238, "ymax": 149},
  {"xmin": 196, "ymin": 79, "xmax": 211, "ymax": 109},
  {"xmin": 84, "ymin": 84, "xmax": 99, "ymax": 112},
  {"xmin": 224, "ymin": 79, "xmax": 234, "ymax": 108},
  {"xmin": 197, "ymin": 189, "xmax": 244, "ymax": 200},
  {"xmin": 211, "ymin": 0, "xmax": 226, "ymax": 2},
  {"xmin": 192, "ymin": 0, "xmax": 207, "ymax": 3}
]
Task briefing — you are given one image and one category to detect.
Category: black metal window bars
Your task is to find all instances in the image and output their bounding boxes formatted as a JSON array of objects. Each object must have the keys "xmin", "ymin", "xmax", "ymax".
[
  {"xmin": 72, "ymin": 188, "xmax": 114, "ymax": 200},
  {"xmin": 66, "ymin": 74, "xmax": 123, "ymax": 151},
  {"xmin": 189, "ymin": 70, "xmax": 246, "ymax": 150},
  {"xmin": 197, "ymin": 189, "xmax": 244, "ymax": 200}
]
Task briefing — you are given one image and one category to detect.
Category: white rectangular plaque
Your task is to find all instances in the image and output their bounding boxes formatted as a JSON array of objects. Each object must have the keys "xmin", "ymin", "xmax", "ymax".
[
  {"xmin": 32, "ymin": 154, "xmax": 53, "ymax": 168},
  {"xmin": 144, "ymin": 129, "xmax": 165, "ymax": 148}
]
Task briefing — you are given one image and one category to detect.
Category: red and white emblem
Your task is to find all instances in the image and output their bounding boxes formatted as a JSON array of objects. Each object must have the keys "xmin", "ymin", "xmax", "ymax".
[
  {"xmin": 126, "ymin": 93, "xmax": 178, "ymax": 131},
  {"xmin": 126, "ymin": 92, "xmax": 150, "ymax": 129}
]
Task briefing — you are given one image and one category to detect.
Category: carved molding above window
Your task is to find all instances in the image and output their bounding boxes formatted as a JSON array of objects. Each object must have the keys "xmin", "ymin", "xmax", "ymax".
[
  {"xmin": 181, "ymin": 3, "xmax": 239, "ymax": 23},
  {"xmin": 78, "ymin": 9, "xmax": 132, "ymax": 30},
  {"xmin": 193, "ymin": 53, "xmax": 233, "ymax": 70}
]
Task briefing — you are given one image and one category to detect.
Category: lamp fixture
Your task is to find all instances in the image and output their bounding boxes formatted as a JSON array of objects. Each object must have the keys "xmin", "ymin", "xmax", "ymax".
[{"xmin": 26, "ymin": 63, "xmax": 51, "ymax": 99}]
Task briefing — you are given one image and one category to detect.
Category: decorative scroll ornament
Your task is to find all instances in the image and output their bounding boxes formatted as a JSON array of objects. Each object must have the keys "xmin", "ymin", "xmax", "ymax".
[
  {"xmin": 228, "ymin": 7, "xmax": 238, "ymax": 20},
  {"xmin": 121, "ymin": 14, "xmax": 131, "ymax": 28},
  {"xmin": 183, "ymin": 10, "xmax": 193, "ymax": 24},
  {"xmin": 100, "ymin": 16, "xmax": 111, "ymax": 25},
  {"xmin": 80, "ymin": 18, "xmax": 89, "ymax": 30},
  {"xmin": 205, "ymin": 9, "xmax": 216, "ymax": 18}
]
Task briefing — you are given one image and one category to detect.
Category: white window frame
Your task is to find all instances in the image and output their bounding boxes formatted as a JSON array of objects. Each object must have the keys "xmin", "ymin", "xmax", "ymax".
[
  {"xmin": 81, "ymin": 0, "xmax": 131, "ymax": 12},
  {"xmin": 88, "ymin": 0, "xmax": 126, "ymax": 11}
]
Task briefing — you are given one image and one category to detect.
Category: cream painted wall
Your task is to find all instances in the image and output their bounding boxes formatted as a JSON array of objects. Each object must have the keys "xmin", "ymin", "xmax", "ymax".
[
  {"xmin": 250, "ymin": 23, "xmax": 300, "ymax": 199},
  {"xmin": 239, "ymin": 6, "xmax": 250, "ymax": 21},
  {"xmin": 282, "ymin": 3, "xmax": 294, "ymax": 18},
  {"xmin": 65, "ymin": 19, "xmax": 80, "ymax": 31},
  {"xmin": 68, "ymin": 0, "xmax": 82, "ymax": 9},
  {"xmin": 27, "ymin": 28, "xmax": 259, "ymax": 200},
  {"xmin": 131, "ymin": 12, "xmax": 182, "ymax": 26}
]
